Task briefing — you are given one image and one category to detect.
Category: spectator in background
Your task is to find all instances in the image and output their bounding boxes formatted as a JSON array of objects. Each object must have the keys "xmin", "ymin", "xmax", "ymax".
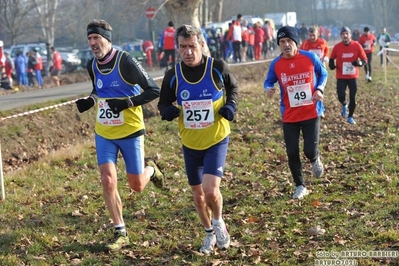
[
  {"xmin": 331, "ymin": 26, "xmax": 340, "ymax": 42},
  {"xmin": 329, "ymin": 26, "xmax": 367, "ymax": 125},
  {"xmin": 0, "ymin": 41, "xmax": 4, "ymax": 74},
  {"xmin": 241, "ymin": 20, "xmax": 249, "ymax": 62},
  {"xmin": 27, "ymin": 51, "xmax": 36, "ymax": 88},
  {"xmin": 247, "ymin": 23, "xmax": 255, "ymax": 61},
  {"xmin": 352, "ymin": 29, "xmax": 360, "ymax": 41},
  {"xmin": 159, "ymin": 21, "xmax": 176, "ymax": 68},
  {"xmin": 358, "ymin": 26, "xmax": 376, "ymax": 82},
  {"xmin": 32, "ymin": 50, "xmax": 43, "ymax": 88},
  {"xmin": 299, "ymin": 23, "xmax": 308, "ymax": 45},
  {"xmin": 14, "ymin": 50, "xmax": 27, "ymax": 86},
  {"xmin": 207, "ymin": 28, "xmax": 222, "ymax": 60},
  {"xmin": 377, "ymin": 27, "xmax": 391, "ymax": 67},
  {"xmin": 50, "ymin": 46, "xmax": 63, "ymax": 86},
  {"xmin": 223, "ymin": 22, "xmax": 233, "ymax": 62},
  {"xmin": 253, "ymin": 21, "xmax": 264, "ymax": 60},
  {"xmin": 226, "ymin": 14, "xmax": 243, "ymax": 63},
  {"xmin": 325, "ymin": 27, "xmax": 331, "ymax": 41},
  {"xmin": 263, "ymin": 20, "xmax": 274, "ymax": 58},
  {"xmin": 4, "ymin": 52, "xmax": 14, "ymax": 87},
  {"xmin": 201, "ymin": 23, "xmax": 208, "ymax": 41},
  {"xmin": 142, "ymin": 40, "xmax": 154, "ymax": 67},
  {"xmin": 318, "ymin": 25, "xmax": 325, "ymax": 39},
  {"xmin": 0, "ymin": 72, "xmax": 12, "ymax": 90}
]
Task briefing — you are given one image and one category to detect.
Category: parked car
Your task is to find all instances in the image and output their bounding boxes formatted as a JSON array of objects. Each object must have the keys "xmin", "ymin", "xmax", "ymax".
[
  {"xmin": 9, "ymin": 43, "xmax": 81, "ymax": 75},
  {"xmin": 76, "ymin": 48, "xmax": 93, "ymax": 68},
  {"xmin": 57, "ymin": 47, "xmax": 81, "ymax": 73},
  {"xmin": 9, "ymin": 43, "xmax": 49, "ymax": 76}
]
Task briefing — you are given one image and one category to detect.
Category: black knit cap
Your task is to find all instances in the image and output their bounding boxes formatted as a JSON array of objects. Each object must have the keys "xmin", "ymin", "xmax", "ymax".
[
  {"xmin": 340, "ymin": 26, "xmax": 351, "ymax": 34},
  {"xmin": 277, "ymin": 26, "xmax": 299, "ymax": 45}
]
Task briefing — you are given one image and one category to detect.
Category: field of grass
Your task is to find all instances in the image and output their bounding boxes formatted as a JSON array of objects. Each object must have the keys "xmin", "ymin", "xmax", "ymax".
[{"xmin": 0, "ymin": 51, "xmax": 399, "ymax": 265}]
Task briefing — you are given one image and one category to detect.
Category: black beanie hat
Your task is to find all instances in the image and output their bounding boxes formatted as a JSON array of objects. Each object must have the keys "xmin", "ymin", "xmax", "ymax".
[
  {"xmin": 277, "ymin": 26, "xmax": 299, "ymax": 45},
  {"xmin": 340, "ymin": 26, "xmax": 351, "ymax": 34},
  {"xmin": 168, "ymin": 21, "xmax": 174, "ymax": 27}
]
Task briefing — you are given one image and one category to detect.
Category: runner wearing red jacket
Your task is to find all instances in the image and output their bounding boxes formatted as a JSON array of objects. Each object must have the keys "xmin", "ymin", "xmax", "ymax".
[
  {"xmin": 142, "ymin": 40, "xmax": 154, "ymax": 67},
  {"xmin": 357, "ymin": 26, "xmax": 376, "ymax": 82},
  {"xmin": 264, "ymin": 26, "xmax": 327, "ymax": 200},
  {"xmin": 300, "ymin": 27, "xmax": 329, "ymax": 66},
  {"xmin": 329, "ymin": 27, "xmax": 367, "ymax": 125}
]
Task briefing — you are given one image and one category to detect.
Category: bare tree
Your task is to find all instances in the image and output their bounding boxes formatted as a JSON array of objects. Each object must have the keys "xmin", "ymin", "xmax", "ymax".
[
  {"xmin": 33, "ymin": 0, "xmax": 60, "ymax": 46},
  {"xmin": 0, "ymin": 0, "xmax": 36, "ymax": 45},
  {"xmin": 161, "ymin": 0, "xmax": 210, "ymax": 56}
]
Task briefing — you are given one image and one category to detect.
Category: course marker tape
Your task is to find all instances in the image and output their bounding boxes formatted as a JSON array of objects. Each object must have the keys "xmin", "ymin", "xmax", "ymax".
[{"xmin": 0, "ymin": 99, "xmax": 78, "ymax": 122}]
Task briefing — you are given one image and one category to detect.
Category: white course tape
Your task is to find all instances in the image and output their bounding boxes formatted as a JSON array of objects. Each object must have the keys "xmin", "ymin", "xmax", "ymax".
[
  {"xmin": 0, "ymin": 74, "xmax": 167, "ymax": 122},
  {"xmin": 0, "ymin": 99, "xmax": 78, "ymax": 122}
]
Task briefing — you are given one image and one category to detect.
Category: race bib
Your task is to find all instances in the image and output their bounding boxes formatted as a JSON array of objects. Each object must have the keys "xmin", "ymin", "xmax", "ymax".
[
  {"xmin": 182, "ymin": 99, "xmax": 214, "ymax": 129},
  {"xmin": 96, "ymin": 99, "xmax": 125, "ymax": 126},
  {"xmin": 287, "ymin": 83, "xmax": 313, "ymax": 107},
  {"xmin": 342, "ymin": 62, "xmax": 356, "ymax": 75},
  {"xmin": 309, "ymin": 49, "xmax": 323, "ymax": 59}
]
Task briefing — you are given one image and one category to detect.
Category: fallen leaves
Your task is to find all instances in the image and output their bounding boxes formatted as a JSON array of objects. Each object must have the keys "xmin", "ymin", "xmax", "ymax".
[{"xmin": 308, "ymin": 226, "xmax": 326, "ymax": 237}]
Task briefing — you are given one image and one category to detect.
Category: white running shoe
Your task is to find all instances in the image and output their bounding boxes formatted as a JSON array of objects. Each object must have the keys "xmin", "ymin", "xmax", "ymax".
[
  {"xmin": 213, "ymin": 221, "xmax": 231, "ymax": 249},
  {"xmin": 199, "ymin": 232, "xmax": 216, "ymax": 255},
  {"xmin": 311, "ymin": 157, "xmax": 324, "ymax": 178},
  {"xmin": 292, "ymin": 185, "xmax": 309, "ymax": 199}
]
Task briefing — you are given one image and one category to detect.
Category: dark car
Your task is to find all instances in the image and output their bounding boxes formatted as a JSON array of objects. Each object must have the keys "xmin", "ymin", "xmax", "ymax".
[
  {"xmin": 76, "ymin": 48, "xmax": 93, "ymax": 68},
  {"xmin": 57, "ymin": 47, "xmax": 81, "ymax": 73}
]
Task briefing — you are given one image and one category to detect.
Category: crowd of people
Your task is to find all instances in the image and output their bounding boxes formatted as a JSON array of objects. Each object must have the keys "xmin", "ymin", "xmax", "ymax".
[
  {"xmin": 0, "ymin": 46, "xmax": 63, "ymax": 90},
  {"xmin": 74, "ymin": 15, "xmax": 393, "ymax": 255},
  {"xmin": 1, "ymin": 14, "xmax": 394, "ymax": 256},
  {"xmin": 203, "ymin": 14, "xmax": 277, "ymax": 62}
]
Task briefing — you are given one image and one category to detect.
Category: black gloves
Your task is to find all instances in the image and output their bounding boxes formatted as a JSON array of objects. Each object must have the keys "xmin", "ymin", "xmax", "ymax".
[
  {"xmin": 161, "ymin": 105, "xmax": 180, "ymax": 121},
  {"xmin": 76, "ymin": 97, "xmax": 94, "ymax": 113},
  {"xmin": 352, "ymin": 60, "xmax": 363, "ymax": 67},
  {"xmin": 218, "ymin": 101, "xmax": 236, "ymax": 121},
  {"xmin": 328, "ymin": 59, "xmax": 336, "ymax": 70},
  {"xmin": 161, "ymin": 101, "xmax": 237, "ymax": 122},
  {"xmin": 106, "ymin": 98, "xmax": 132, "ymax": 114}
]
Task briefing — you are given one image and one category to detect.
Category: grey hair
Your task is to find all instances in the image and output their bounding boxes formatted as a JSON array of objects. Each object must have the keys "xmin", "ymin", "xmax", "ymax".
[{"xmin": 174, "ymin": 24, "xmax": 205, "ymax": 46}]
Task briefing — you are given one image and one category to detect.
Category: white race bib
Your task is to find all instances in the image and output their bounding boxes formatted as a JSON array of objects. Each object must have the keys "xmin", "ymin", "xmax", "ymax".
[
  {"xmin": 96, "ymin": 99, "xmax": 125, "ymax": 126},
  {"xmin": 182, "ymin": 99, "xmax": 214, "ymax": 129},
  {"xmin": 287, "ymin": 83, "xmax": 313, "ymax": 107},
  {"xmin": 309, "ymin": 49, "xmax": 323, "ymax": 59},
  {"xmin": 342, "ymin": 62, "xmax": 356, "ymax": 75}
]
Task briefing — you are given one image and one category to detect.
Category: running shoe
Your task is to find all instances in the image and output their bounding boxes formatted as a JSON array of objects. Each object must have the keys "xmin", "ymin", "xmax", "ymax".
[
  {"xmin": 341, "ymin": 104, "xmax": 348, "ymax": 118},
  {"xmin": 311, "ymin": 157, "xmax": 324, "ymax": 178},
  {"xmin": 199, "ymin": 231, "xmax": 216, "ymax": 255},
  {"xmin": 105, "ymin": 231, "xmax": 130, "ymax": 251},
  {"xmin": 292, "ymin": 185, "xmax": 309, "ymax": 199},
  {"xmin": 145, "ymin": 158, "xmax": 165, "ymax": 188},
  {"xmin": 347, "ymin": 117, "xmax": 356, "ymax": 125},
  {"xmin": 213, "ymin": 221, "xmax": 231, "ymax": 249}
]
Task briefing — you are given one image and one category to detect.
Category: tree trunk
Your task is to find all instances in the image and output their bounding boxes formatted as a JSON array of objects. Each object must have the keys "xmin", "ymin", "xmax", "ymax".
[{"xmin": 164, "ymin": 0, "xmax": 210, "ymax": 56}]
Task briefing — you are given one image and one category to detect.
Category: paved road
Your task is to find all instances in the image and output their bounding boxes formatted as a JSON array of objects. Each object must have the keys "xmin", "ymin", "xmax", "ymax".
[{"xmin": 0, "ymin": 69, "xmax": 166, "ymax": 111}]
